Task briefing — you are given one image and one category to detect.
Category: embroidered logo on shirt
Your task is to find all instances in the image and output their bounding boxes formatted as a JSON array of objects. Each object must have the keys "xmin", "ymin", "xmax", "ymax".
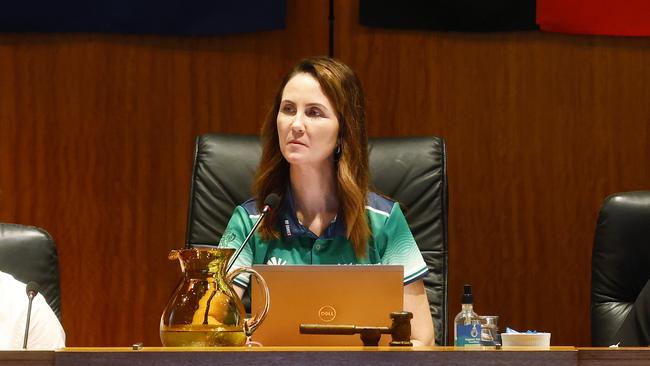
[
  {"xmin": 284, "ymin": 219, "xmax": 292, "ymax": 237},
  {"xmin": 221, "ymin": 230, "xmax": 237, "ymax": 245},
  {"xmin": 267, "ymin": 257, "xmax": 287, "ymax": 265}
]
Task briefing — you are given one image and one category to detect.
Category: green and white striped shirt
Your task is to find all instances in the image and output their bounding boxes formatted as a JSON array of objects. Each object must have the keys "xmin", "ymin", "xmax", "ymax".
[{"xmin": 219, "ymin": 189, "xmax": 428, "ymax": 288}]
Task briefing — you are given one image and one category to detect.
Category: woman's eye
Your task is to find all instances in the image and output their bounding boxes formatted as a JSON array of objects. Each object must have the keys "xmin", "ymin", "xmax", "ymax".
[
  {"xmin": 306, "ymin": 108, "xmax": 323, "ymax": 117},
  {"xmin": 281, "ymin": 104, "xmax": 296, "ymax": 114}
]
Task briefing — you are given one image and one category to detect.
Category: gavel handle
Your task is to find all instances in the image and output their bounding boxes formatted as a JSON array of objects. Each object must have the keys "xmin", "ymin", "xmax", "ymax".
[
  {"xmin": 300, "ymin": 324, "xmax": 392, "ymax": 334},
  {"xmin": 299, "ymin": 312, "xmax": 413, "ymax": 347},
  {"xmin": 300, "ymin": 324, "xmax": 361, "ymax": 335},
  {"xmin": 299, "ymin": 324, "xmax": 391, "ymax": 346}
]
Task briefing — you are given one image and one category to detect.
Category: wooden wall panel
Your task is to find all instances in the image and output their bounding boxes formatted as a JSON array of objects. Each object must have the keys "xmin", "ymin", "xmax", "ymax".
[
  {"xmin": 0, "ymin": 0, "xmax": 329, "ymax": 346},
  {"xmin": 336, "ymin": 1, "xmax": 650, "ymax": 346}
]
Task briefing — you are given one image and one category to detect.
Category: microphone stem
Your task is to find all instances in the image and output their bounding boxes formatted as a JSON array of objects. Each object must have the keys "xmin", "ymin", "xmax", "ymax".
[
  {"xmin": 225, "ymin": 208, "xmax": 268, "ymax": 273},
  {"xmin": 23, "ymin": 295, "xmax": 35, "ymax": 349},
  {"xmin": 205, "ymin": 208, "xmax": 268, "ymax": 323}
]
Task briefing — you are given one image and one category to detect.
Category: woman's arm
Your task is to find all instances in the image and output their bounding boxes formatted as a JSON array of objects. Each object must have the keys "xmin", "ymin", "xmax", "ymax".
[{"xmin": 403, "ymin": 279, "xmax": 435, "ymax": 346}]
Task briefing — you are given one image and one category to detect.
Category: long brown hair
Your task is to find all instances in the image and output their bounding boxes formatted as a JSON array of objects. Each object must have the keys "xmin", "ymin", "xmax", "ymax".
[{"xmin": 253, "ymin": 56, "xmax": 370, "ymax": 259}]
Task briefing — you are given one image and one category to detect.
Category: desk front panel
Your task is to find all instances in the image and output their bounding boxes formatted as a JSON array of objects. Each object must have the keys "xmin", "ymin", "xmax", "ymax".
[
  {"xmin": 56, "ymin": 346, "xmax": 576, "ymax": 366},
  {"xmin": 6, "ymin": 346, "xmax": 650, "ymax": 366}
]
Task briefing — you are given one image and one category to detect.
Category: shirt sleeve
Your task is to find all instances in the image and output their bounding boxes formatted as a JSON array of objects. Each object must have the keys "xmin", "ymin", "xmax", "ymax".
[
  {"xmin": 26, "ymin": 295, "xmax": 66, "ymax": 349},
  {"xmin": 218, "ymin": 205, "xmax": 254, "ymax": 288},
  {"xmin": 380, "ymin": 203, "xmax": 429, "ymax": 284}
]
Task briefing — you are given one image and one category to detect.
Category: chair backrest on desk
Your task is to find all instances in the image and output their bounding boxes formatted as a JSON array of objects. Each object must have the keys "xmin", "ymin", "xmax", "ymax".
[
  {"xmin": 591, "ymin": 191, "xmax": 650, "ymax": 346},
  {"xmin": 0, "ymin": 223, "xmax": 62, "ymax": 320}
]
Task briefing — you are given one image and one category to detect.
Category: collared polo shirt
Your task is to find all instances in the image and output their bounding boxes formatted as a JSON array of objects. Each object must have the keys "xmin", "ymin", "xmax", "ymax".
[{"xmin": 218, "ymin": 190, "xmax": 428, "ymax": 289}]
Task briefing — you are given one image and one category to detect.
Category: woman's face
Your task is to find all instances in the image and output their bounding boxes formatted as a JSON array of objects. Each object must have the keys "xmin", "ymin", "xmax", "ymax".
[{"xmin": 277, "ymin": 73, "xmax": 339, "ymax": 167}]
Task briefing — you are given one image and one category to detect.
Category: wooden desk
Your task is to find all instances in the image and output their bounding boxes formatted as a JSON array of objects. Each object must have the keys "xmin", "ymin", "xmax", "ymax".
[
  {"xmin": 0, "ymin": 350, "xmax": 53, "ymax": 366},
  {"xmin": 56, "ymin": 346, "xmax": 577, "ymax": 366},
  {"xmin": 3, "ymin": 346, "xmax": 650, "ymax": 366},
  {"xmin": 578, "ymin": 347, "xmax": 650, "ymax": 366}
]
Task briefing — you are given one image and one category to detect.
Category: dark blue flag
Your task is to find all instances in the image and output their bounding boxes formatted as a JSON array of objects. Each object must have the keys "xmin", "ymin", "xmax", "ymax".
[{"xmin": 0, "ymin": 0, "xmax": 286, "ymax": 36}]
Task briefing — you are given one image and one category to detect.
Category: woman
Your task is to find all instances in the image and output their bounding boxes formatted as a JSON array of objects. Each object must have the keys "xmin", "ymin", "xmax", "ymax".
[{"xmin": 219, "ymin": 56, "xmax": 434, "ymax": 346}]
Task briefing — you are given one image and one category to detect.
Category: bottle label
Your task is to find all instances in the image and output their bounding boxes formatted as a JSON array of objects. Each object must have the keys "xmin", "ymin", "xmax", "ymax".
[{"xmin": 456, "ymin": 321, "xmax": 482, "ymax": 347}]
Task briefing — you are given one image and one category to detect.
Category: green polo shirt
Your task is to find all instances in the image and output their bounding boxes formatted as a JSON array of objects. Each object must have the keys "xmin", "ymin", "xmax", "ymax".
[{"xmin": 218, "ymin": 190, "xmax": 428, "ymax": 289}]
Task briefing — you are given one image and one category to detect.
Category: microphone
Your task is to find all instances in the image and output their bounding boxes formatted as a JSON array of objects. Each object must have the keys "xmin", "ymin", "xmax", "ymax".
[
  {"xmin": 226, "ymin": 193, "xmax": 281, "ymax": 273},
  {"xmin": 23, "ymin": 281, "xmax": 40, "ymax": 349}
]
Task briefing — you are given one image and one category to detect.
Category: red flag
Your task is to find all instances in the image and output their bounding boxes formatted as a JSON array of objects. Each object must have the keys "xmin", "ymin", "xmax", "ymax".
[{"xmin": 537, "ymin": 0, "xmax": 650, "ymax": 36}]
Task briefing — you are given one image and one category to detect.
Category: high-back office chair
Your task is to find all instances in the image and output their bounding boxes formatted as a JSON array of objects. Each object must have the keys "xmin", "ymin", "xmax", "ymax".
[
  {"xmin": 591, "ymin": 191, "xmax": 650, "ymax": 346},
  {"xmin": 185, "ymin": 134, "xmax": 449, "ymax": 345},
  {"xmin": 0, "ymin": 223, "xmax": 62, "ymax": 319}
]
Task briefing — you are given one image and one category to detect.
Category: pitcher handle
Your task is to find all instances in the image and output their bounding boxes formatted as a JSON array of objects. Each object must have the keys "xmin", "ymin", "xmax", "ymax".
[{"xmin": 226, "ymin": 267, "xmax": 270, "ymax": 336}]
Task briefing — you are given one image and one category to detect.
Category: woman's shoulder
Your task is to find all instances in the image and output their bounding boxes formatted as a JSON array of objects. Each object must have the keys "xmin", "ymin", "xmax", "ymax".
[
  {"xmin": 239, "ymin": 198, "xmax": 261, "ymax": 216},
  {"xmin": 366, "ymin": 191, "xmax": 396, "ymax": 218}
]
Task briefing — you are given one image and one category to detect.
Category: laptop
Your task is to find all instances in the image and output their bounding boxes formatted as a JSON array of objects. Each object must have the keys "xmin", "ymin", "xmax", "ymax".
[{"xmin": 250, "ymin": 265, "xmax": 404, "ymax": 346}]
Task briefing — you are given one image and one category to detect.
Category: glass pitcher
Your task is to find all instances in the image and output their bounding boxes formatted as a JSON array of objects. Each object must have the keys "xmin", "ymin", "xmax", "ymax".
[{"xmin": 160, "ymin": 247, "xmax": 269, "ymax": 346}]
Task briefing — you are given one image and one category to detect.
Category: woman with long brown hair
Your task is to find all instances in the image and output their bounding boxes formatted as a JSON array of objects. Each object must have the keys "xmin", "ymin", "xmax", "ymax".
[{"xmin": 219, "ymin": 56, "xmax": 434, "ymax": 345}]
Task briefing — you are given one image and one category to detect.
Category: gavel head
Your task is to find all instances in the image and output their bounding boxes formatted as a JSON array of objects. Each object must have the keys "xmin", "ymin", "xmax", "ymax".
[{"xmin": 389, "ymin": 311, "xmax": 413, "ymax": 346}]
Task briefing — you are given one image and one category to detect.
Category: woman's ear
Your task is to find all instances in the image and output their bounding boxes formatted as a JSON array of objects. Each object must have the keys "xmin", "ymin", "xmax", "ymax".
[{"xmin": 334, "ymin": 137, "xmax": 342, "ymax": 159}]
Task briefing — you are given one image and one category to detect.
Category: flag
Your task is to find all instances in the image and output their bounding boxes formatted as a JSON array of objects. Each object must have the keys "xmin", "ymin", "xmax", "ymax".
[
  {"xmin": 0, "ymin": 0, "xmax": 286, "ymax": 36},
  {"xmin": 359, "ymin": 0, "xmax": 537, "ymax": 32},
  {"xmin": 537, "ymin": 0, "xmax": 650, "ymax": 36}
]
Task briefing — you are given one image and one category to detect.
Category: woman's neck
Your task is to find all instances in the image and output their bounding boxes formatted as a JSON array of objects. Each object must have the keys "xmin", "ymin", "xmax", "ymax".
[{"xmin": 289, "ymin": 162, "xmax": 339, "ymax": 231}]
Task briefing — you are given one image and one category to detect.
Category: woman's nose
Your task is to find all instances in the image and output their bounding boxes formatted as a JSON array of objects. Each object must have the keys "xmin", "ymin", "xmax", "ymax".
[{"xmin": 291, "ymin": 113, "xmax": 306, "ymax": 133}]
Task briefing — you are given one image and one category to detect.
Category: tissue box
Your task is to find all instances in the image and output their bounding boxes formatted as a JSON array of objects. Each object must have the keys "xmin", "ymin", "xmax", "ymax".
[{"xmin": 500, "ymin": 333, "xmax": 551, "ymax": 349}]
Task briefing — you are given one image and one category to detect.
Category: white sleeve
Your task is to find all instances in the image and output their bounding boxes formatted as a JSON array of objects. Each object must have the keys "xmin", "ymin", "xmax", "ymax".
[{"xmin": 26, "ymin": 295, "xmax": 66, "ymax": 349}]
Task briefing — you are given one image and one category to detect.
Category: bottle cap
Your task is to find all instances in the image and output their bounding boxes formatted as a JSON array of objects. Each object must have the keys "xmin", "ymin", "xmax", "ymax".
[{"xmin": 462, "ymin": 284, "xmax": 473, "ymax": 304}]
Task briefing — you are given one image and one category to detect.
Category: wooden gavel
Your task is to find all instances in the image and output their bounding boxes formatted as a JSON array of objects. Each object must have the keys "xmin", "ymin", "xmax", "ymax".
[{"xmin": 299, "ymin": 311, "xmax": 413, "ymax": 346}]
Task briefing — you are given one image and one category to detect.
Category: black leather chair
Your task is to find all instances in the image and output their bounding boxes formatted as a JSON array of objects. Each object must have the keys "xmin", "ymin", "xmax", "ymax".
[
  {"xmin": 0, "ymin": 223, "xmax": 62, "ymax": 320},
  {"xmin": 591, "ymin": 191, "xmax": 650, "ymax": 346},
  {"xmin": 185, "ymin": 133, "xmax": 449, "ymax": 345}
]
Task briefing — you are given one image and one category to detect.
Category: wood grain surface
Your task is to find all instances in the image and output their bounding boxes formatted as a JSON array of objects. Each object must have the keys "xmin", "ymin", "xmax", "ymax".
[
  {"xmin": 5, "ymin": 347, "xmax": 650, "ymax": 366},
  {"xmin": 54, "ymin": 347, "xmax": 577, "ymax": 366}
]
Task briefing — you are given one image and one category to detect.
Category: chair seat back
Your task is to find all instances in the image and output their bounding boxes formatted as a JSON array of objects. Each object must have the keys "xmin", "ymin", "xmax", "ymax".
[
  {"xmin": 591, "ymin": 191, "xmax": 650, "ymax": 346},
  {"xmin": 0, "ymin": 223, "xmax": 62, "ymax": 319}
]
